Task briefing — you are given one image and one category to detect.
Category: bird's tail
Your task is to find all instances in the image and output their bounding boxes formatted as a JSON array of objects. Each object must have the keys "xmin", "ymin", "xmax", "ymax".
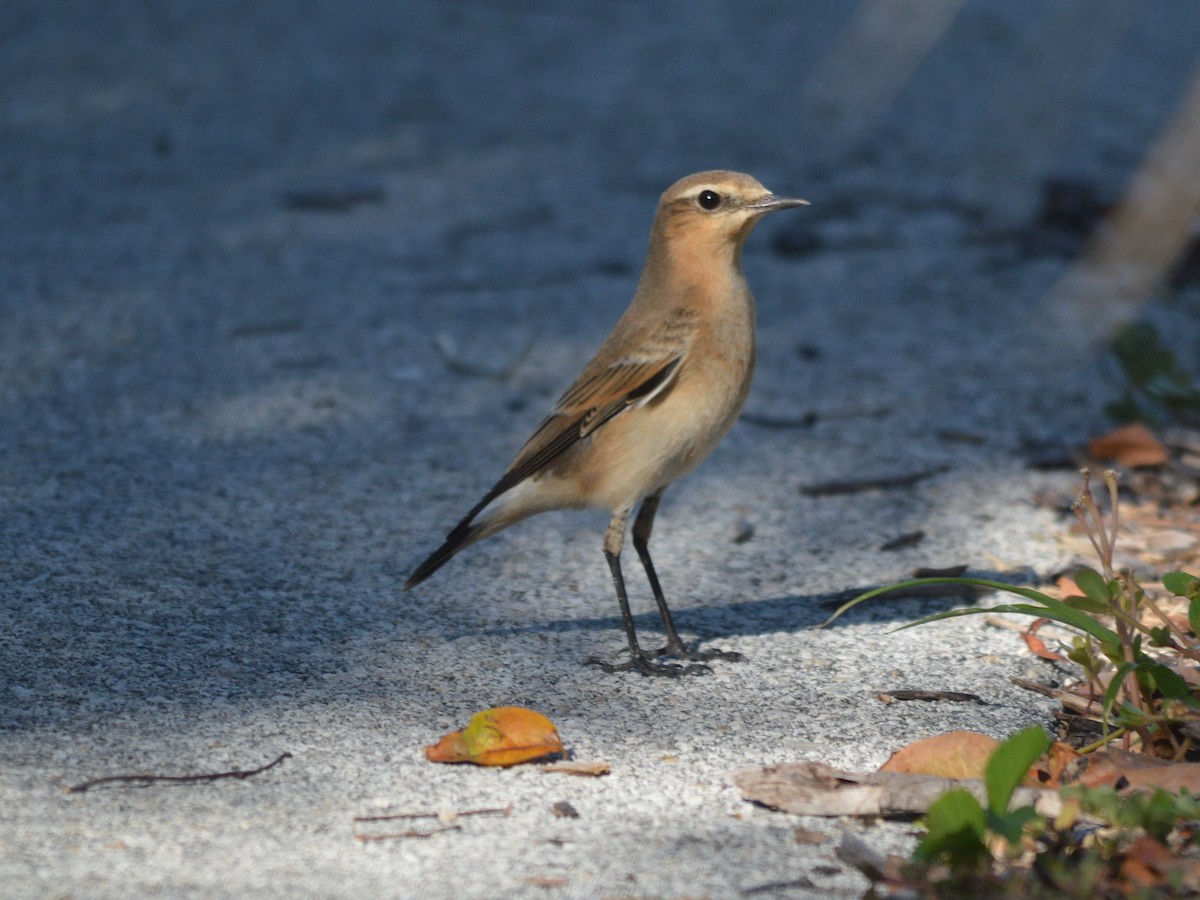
[
  {"xmin": 403, "ymin": 518, "xmax": 485, "ymax": 589},
  {"xmin": 405, "ymin": 474, "xmax": 544, "ymax": 589}
]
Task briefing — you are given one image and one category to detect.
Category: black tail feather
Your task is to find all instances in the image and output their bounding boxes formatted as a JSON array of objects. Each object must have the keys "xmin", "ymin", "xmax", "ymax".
[{"xmin": 404, "ymin": 520, "xmax": 482, "ymax": 589}]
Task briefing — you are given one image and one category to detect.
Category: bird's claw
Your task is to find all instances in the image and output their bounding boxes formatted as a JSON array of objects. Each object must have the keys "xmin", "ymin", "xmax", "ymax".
[
  {"xmin": 655, "ymin": 641, "xmax": 745, "ymax": 663},
  {"xmin": 586, "ymin": 653, "xmax": 711, "ymax": 677}
]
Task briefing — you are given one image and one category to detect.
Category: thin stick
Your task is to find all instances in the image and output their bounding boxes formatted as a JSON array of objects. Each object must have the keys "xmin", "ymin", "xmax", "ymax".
[
  {"xmin": 354, "ymin": 826, "xmax": 462, "ymax": 842},
  {"xmin": 1009, "ymin": 676, "xmax": 1063, "ymax": 699},
  {"xmin": 67, "ymin": 752, "xmax": 292, "ymax": 794},
  {"xmin": 353, "ymin": 804, "xmax": 512, "ymax": 823},
  {"xmin": 800, "ymin": 465, "xmax": 950, "ymax": 497}
]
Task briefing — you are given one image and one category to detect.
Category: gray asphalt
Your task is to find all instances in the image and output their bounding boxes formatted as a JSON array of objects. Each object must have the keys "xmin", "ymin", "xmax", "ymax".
[{"xmin": 3, "ymin": 2, "xmax": 1200, "ymax": 896}]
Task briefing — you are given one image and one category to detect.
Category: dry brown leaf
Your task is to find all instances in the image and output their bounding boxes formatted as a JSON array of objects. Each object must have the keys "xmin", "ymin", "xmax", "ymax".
[
  {"xmin": 878, "ymin": 731, "xmax": 1000, "ymax": 780},
  {"xmin": 729, "ymin": 761, "xmax": 1064, "ymax": 818},
  {"xmin": 542, "ymin": 760, "xmax": 611, "ymax": 777},
  {"xmin": 425, "ymin": 706, "xmax": 563, "ymax": 767},
  {"xmin": 1041, "ymin": 742, "xmax": 1082, "ymax": 788},
  {"xmin": 1070, "ymin": 747, "xmax": 1200, "ymax": 794},
  {"xmin": 1088, "ymin": 423, "xmax": 1169, "ymax": 468}
]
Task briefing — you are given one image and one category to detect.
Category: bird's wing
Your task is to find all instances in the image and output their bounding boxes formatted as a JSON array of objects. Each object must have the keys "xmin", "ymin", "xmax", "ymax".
[
  {"xmin": 494, "ymin": 354, "xmax": 681, "ymax": 495},
  {"xmin": 463, "ymin": 306, "xmax": 699, "ymax": 519}
]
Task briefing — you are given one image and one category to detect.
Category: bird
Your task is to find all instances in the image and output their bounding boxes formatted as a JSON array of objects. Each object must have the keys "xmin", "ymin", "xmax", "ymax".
[{"xmin": 405, "ymin": 170, "xmax": 808, "ymax": 676}]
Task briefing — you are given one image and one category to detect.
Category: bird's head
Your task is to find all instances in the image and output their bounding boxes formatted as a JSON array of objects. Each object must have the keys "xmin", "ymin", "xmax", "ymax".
[{"xmin": 653, "ymin": 171, "xmax": 808, "ymax": 253}]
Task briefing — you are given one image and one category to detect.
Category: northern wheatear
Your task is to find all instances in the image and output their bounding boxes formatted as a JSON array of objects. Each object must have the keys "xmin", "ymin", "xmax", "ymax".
[{"xmin": 406, "ymin": 171, "xmax": 807, "ymax": 676}]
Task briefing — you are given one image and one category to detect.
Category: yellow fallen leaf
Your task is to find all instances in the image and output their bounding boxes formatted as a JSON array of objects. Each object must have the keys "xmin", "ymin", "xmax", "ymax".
[{"xmin": 425, "ymin": 706, "xmax": 563, "ymax": 767}]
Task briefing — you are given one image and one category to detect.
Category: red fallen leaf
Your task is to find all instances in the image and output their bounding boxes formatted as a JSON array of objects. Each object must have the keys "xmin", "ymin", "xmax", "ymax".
[
  {"xmin": 878, "ymin": 731, "xmax": 1000, "ymax": 780},
  {"xmin": 425, "ymin": 706, "xmax": 563, "ymax": 767},
  {"xmin": 1087, "ymin": 423, "xmax": 1169, "ymax": 468},
  {"xmin": 1023, "ymin": 617, "xmax": 1068, "ymax": 662}
]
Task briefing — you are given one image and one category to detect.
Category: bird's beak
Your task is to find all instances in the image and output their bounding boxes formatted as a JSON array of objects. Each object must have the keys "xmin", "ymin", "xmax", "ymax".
[{"xmin": 751, "ymin": 195, "xmax": 810, "ymax": 213}]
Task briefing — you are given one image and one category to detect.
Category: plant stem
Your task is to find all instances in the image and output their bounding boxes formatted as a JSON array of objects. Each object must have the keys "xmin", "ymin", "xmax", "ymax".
[{"xmin": 1077, "ymin": 727, "xmax": 1128, "ymax": 755}]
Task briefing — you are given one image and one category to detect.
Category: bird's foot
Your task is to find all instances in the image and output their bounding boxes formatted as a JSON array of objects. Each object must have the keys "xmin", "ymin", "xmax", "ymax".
[
  {"xmin": 586, "ymin": 652, "xmax": 711, "ymax": 677},
  {"xmin": 655, "ymin": 640, "xmax": 745, "ymax": 663}
]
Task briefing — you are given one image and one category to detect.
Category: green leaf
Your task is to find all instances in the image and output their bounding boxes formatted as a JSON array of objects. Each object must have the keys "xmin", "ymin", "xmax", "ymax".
[
  {"xmin": 1162, "ymin": 571, "xmax": 1200, "ymax": 597},
  {"xmin": 1140, "ymin": 790, "xmax": 1182, "ymax": 842},
  {"xmin": 1148, "ymin": 626, "xmax": 1173, "ymax": 647},
  {"xmin": 1098, "ymin": 638, "xmax": 1126, "ymax": 666},
  {"xmin": 1115, "ymin": 700, "xmax": 1152, "ymax": 726},
  {"xmin": 1164, "ymin": 573, "xmax": 1200, "ymax": 641},
  {"xmin": 914, "ymin": 788, "xmax": 988, "ymax": 868},
  {"xmin": 1102, "ymin": 661, "xmax": 1139, "ymax": 724},
  {"xmin": 1067, "ymin": 640, "xmax": 1103, "ymax": 681},
  {"xmin": 1061, "ymin": 593, "xmax": 1114, "ymax": 616},
  {"xmin": 1073, "ymin": 568, "xmax": 1113, "ymax": 607},
  {"xmin": 1143, "ymin": 661, "xmax": 1199, "ymax": 707},
  {"xmin": 986, "ymin": 806, "xmax": 1039, "ymax": 847},
  {"xmin": 898, "ymin": 599, "xmax": 1121, "ymax": 647},
  {"xmin": 985, "ymin": 726, "xmax": 1050, "ymax": 815}
]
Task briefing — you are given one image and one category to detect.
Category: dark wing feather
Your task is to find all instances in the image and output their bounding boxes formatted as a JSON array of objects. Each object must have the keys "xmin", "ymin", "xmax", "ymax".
[{"xmin": 481, "ymin": 354, "xmax": 681, "ymax": 511}]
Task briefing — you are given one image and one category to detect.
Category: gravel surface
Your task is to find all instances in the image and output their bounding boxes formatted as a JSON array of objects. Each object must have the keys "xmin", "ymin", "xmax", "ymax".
[{"xmin": 3, "ymin": 2, "xmax": 1200, "ymax": 897}]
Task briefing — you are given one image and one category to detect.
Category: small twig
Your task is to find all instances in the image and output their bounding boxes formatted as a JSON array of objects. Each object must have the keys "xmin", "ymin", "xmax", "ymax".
[
  {"xmin": 433, "ymin": 333, "xmax": 533, "ymax": 382},
  {"xmin": 354, "ymin": 825, "xmax": 462, "ymax": 842},
  {"xmin": 1074, "ymin": 469, "xmax": 1112, "ymax": 577},
  {"xmin": 800, "ymin": 465, "xmax": 950, "ymax": 497},
  {"xmin": 67, "ymin": 752, "xmax": 291, "ymax": 794},
  {"xmin": 879, "ymin": 531, "xmax": 925, "ymax": 552},
  {"xmin": 741, "ymin": 877, "xmax": 816, "ymax": 895},
  {"xmin": 1139, "ymin": 590, "xmax": 1200, "ymax": 660},
  {"xmin": 877, "ymin": 690, "xmax": 981, "ymax": 703},
  {"xmin": 353, "ymin": 804, "xmax": 512, "ymax": 823},
  {"xmin": 1104, "ymin": 469, "xmax": 1120, "ymax": 576},
  {"xmin": 1009, "ymin": 676, "xmax": 1063, "ymax": 699}
]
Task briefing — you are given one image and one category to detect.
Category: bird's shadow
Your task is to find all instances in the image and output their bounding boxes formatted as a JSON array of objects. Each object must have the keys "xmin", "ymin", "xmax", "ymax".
[{"xmin": 458, "ymin": 578, "xmax": 1010, "ymax": 643}]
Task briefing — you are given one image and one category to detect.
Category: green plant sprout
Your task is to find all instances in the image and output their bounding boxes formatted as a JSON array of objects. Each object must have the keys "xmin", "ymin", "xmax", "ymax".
[{"xmin": 825, "ymin": 469, "xmax": 1200, "ymax": 757}]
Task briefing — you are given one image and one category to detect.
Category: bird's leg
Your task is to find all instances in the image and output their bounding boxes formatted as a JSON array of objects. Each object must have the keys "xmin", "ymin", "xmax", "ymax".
[
  {"xmin": 632, "ymin": 490, "xmax": 744, "ymax": 663},
  {"xmin": 586, "ymin": 507, "xmax": 709, "ymax": 677}
]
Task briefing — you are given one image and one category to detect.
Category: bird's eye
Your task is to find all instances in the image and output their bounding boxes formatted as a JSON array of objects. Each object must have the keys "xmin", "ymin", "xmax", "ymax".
[{"xmin": 697, "ymin": 189, "xmax": 722, "ymax": 211}]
